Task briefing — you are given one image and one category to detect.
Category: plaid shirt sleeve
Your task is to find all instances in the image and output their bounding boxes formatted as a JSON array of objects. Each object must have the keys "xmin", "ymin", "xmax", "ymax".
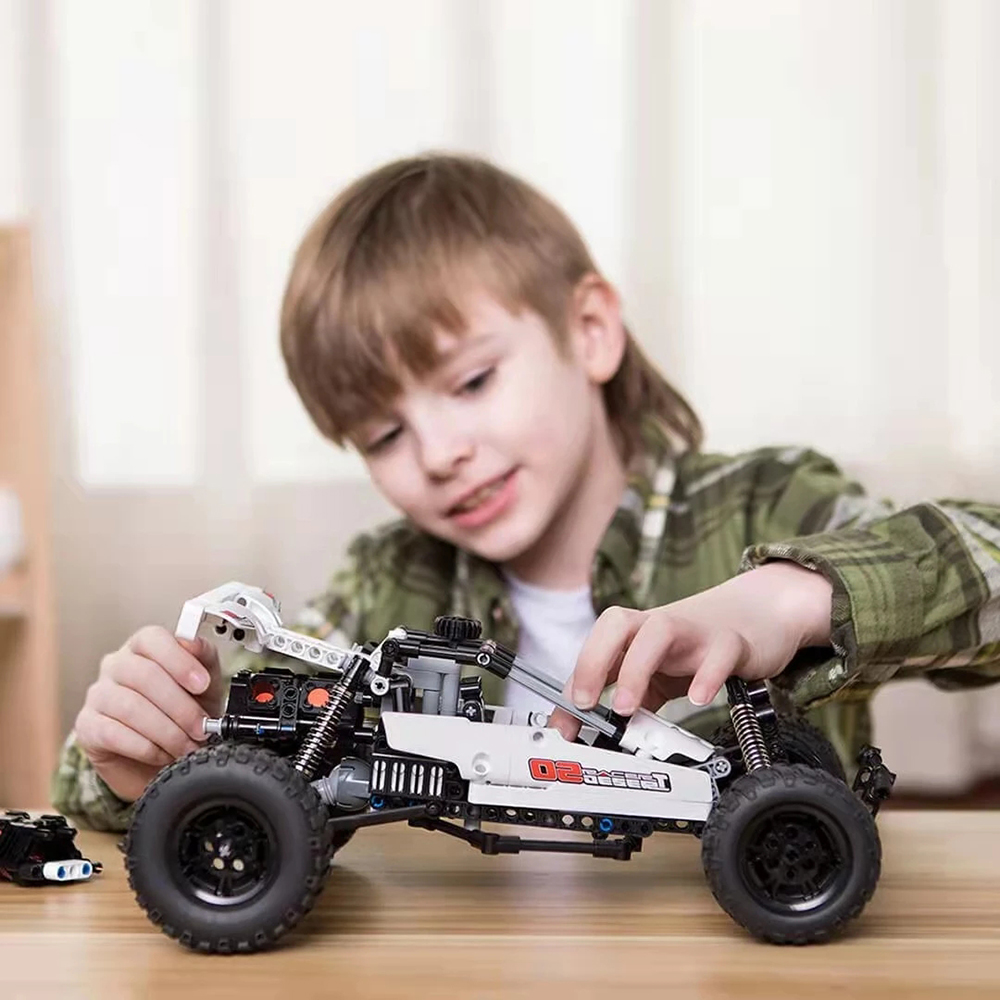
[
  {"xmin": 49, "ymin": 732, "xmax": 138, "ymax": 832},
  {"xmin": 738, "ymin": 448, "xmax": 1000, "ymax": 706}
]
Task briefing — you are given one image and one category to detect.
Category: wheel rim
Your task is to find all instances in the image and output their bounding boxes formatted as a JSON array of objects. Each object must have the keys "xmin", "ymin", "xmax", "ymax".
[
  {"xmin": 738, "ymin": 804, "xmax": 852, "ymax": 914},
  {"xmin": 170, "ymin": 800, "xmax": 278, "ymax": 907}
]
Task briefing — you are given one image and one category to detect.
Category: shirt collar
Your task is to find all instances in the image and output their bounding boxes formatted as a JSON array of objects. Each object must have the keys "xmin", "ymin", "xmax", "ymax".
[{"xmin": 592, "ymin": 413, "xmax": 677, "ymax": 612}]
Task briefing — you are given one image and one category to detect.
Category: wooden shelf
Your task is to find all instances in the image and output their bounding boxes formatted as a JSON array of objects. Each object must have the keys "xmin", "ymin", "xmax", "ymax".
[
  {"xmin": 0, "ymin": 226, "xmax": 59, "ymax": 809},
  {"xmin": 0, "ymin": 565, "xmax": 28, "ymax": 618}
]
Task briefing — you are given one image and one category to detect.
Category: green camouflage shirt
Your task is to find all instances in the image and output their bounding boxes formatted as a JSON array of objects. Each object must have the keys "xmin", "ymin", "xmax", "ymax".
[{"xmin": 52, "ymin": 416, "xmax": 1000, "ymax": 830}]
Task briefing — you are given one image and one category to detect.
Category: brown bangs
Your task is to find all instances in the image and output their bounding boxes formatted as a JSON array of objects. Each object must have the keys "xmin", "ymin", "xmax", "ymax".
[{"xmin": 318, "ymin": 247, "xmax": 540, "ymax": 438}]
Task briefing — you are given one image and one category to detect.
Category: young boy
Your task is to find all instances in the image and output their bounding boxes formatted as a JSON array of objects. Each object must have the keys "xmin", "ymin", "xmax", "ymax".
[{"xmin": 53, "ymin": 154, "xmax": 1000, "ymax": 831}]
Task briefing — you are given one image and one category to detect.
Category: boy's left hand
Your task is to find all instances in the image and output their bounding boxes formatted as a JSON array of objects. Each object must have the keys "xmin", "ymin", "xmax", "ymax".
[{"xmin": 548, "ymin": 562, "xmax": 833, "ymax": 741}]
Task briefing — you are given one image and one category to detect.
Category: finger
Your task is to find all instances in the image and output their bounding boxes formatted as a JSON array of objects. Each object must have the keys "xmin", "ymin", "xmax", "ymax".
[
  {"xmin": 127, "ymin": 626, "xmax": 214, "ymax": 695},
  {"xmin": 547, "ymin": 706, "xmax": 581, "ymax": 743},
  {"xmin": 76, "ymin": 712, "xmax": 175, "ymax": 769},
  {"xmin": 687, "ymin": 631, "xmax": 748, "ymax": 707},
  {"xmin": 548, "ymin": 671, "xmax": 593, "ymax": 742},
  {"xmin": 105, "ymin": 651, "xmax": 210, "ymax": 742},
  {"xmin": 570, "ymin": 606, "xmax": 645, "ymax": 708},
  {"xmin": 88, "ymin": 683, "xmax": 201, "ymax": 760},
  {"xmin": 611, "ymin": 615, "xmax": 686, "ymax": 716}
]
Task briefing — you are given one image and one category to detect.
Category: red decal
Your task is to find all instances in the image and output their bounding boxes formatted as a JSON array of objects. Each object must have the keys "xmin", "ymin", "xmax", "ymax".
[
  {"xmin": 555, "ymin": 760, "xmax": 584, "ymax": 783},
  {"xmin": 529, "ymin": 758, "xmax": 557, "ymax": 781},
  {"xmin": 529, "ymin": 758, "xmax": 583, "ymax": 783}
]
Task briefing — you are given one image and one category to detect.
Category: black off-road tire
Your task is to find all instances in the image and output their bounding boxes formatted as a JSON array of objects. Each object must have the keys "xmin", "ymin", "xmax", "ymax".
[
  {"xmin": 701, "ymin": 763, "xmax": 881, "ymax": 944},
  {"xmin": 711, "ymin": 714, "xmax": 846, "ymax": 783},
  {"xmin": 124, "ymin": 743, "xmax": 333, "ymax": 954}
]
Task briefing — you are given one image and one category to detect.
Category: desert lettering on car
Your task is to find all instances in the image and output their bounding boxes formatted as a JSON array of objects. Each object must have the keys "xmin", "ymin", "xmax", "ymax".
[{"xmin": 528, "ymin": 758, "xmax": 672, "ymax": 792}]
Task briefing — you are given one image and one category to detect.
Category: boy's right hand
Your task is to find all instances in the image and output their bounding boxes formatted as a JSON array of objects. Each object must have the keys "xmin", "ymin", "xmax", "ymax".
[{"xmin": 75, "ymin": 626, "xmax": 224, "ymax": 803}]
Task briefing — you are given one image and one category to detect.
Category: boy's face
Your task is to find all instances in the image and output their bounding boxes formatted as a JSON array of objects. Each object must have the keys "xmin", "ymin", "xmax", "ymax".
[{"xmin": 352, "ymin": 290, "xmax": 616, "ymax": 568}]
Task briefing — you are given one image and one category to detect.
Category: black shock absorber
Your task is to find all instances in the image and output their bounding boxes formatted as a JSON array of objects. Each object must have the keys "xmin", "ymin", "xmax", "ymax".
[
  {"xmin": 726, "ymin": 677, "xmax": 772, "ymax": 772},
  {"xmin": 292, "ymin": 656, "xmax": 365, "ymax": 779}
]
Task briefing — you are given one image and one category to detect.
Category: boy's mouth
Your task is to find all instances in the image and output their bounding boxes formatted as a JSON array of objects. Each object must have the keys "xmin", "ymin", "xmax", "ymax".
[{"xmin": 447, "ymin": 469, "xmax": 517, "ymax": 517}]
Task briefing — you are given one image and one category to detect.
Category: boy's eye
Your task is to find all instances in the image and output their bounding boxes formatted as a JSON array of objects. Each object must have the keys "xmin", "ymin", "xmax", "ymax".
[
  {"xmin": 459, "ymin": 367, "xmax": 494, "ymax": 395},
  {"xmin": 364, "ymin": 426, "xmax": 402, "ymax": 454}
]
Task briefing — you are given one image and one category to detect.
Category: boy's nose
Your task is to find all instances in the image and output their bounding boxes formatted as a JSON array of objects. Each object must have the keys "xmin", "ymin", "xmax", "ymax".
[{"xmin": 418, "ymin": 428, "xmax": 475, "ymax": 479}]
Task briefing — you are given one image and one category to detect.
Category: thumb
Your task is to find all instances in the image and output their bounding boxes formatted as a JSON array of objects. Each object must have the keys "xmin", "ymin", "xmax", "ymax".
[{"xmin": 176, "ymin": 636, "xmax": 225, "ymax": 715}]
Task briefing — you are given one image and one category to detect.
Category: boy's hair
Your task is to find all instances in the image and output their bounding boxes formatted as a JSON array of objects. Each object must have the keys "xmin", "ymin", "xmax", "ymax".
[{"xmin": 281, "ymin": 153, "xmax": 702, "ymax": 463}]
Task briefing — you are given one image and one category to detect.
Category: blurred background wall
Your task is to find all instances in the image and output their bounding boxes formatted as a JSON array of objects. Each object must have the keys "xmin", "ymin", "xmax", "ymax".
[{"xmin": 0, "ymin": 0, "xmax": 998, "ymax": 793}]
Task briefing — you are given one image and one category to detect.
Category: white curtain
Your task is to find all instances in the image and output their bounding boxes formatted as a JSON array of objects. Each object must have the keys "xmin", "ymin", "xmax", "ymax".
[{"xmin": 2, "ymin": 0, "xmax": 998, "ymax": 790}]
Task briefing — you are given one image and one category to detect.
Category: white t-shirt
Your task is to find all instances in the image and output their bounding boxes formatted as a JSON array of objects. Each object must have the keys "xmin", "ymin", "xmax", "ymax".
[{"xmin": 501, "ymin": 570, "xmax": 597, "ymax": 716}]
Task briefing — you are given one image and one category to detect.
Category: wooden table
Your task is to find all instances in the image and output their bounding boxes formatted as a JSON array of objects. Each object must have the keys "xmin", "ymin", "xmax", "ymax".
[{"xmin": 1, "ymin": 811, "xmax": 999, "ymax": 999}]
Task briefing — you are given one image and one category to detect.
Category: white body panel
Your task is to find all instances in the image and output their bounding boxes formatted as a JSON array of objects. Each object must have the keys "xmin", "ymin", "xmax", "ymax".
[
  {"xmin": 381, "ymin": 713, "xmax": 714, "ymax": 821},
  {"xmin": 466, "ymin": 782, "xmax": 710, "ymax": 823},
  {"xmin": 620, "ymin": 707, "xmax": 716, "ymax": 762}
]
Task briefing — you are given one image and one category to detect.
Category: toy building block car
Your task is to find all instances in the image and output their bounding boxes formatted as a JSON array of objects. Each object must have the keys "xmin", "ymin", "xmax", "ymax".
[
  {"xmin": 1, "ymin": 810, "xmax": 102, "ymax": 885},
  {"xmin": 124, "ymin": 583, "xmax": 896, "ymax": 953}
]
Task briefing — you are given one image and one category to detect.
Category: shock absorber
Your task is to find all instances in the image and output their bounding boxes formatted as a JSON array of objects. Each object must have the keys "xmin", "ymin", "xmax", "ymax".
[
  {"xmin": 292, "ymin": 657, "xmax": 364, "ymax": 779},
  {"xmin": 726, "ymin": 677, "xmax": 772, "ymax": 772}
]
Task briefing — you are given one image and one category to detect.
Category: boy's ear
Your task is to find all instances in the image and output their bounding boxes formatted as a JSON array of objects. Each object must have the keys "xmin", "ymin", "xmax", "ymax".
[{"xmin": 567, "ymin": 274, "xmax": 627, "ymax": 385}]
